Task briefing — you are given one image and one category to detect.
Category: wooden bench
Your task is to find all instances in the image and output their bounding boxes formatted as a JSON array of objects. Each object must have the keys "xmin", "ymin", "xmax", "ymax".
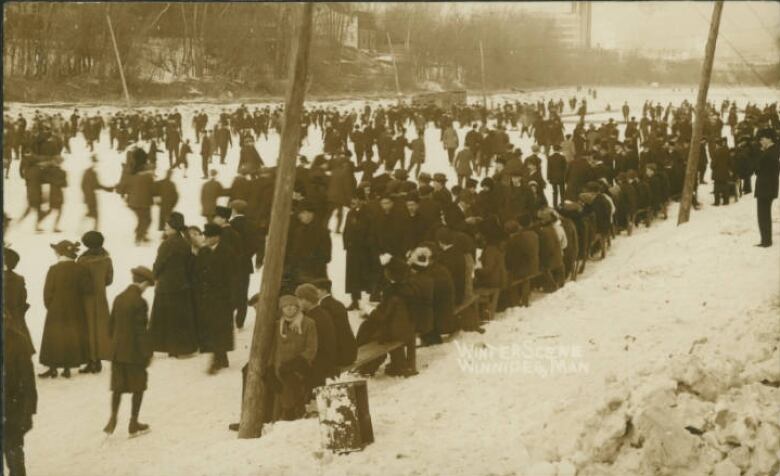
[{"xmin": 339, "ymin": 340, "xmax": 415, "ymax": 376}]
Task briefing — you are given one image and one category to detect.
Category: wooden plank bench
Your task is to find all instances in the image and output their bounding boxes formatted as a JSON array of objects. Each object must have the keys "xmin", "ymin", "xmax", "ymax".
[{"xmin": 339, "ymin": 340, "xmax": 415, "ymax": 376}]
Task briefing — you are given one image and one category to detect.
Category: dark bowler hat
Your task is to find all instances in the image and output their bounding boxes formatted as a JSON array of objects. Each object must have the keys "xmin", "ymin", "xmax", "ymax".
[
  {"xmin": 214, "ymin": 206, "xmax": 232, "ymax": 220},
  {"xmin": 4, "ymin": 247, "xmax": 20, "ymax": 270},
  {"xmin": 203, "ymin": 223, "xmax": 222, "ymax": 237},
  {"xmin": 433, "ymin": 173, "xmax": 447, "ymax": 183}
]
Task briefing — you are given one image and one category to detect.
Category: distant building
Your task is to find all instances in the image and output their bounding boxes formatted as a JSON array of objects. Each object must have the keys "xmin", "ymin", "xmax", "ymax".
[{"xmin": 314, "ymin": 4, "xmax": 377, "ymax": 52}]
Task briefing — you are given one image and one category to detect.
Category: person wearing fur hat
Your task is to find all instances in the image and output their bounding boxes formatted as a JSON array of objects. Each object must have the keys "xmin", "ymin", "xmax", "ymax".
[
  {"xmin": 406, "ymin": 247, "xmax": 435, "ymax": 344},
  {"xmin": 193, "ymin": 223, "xmax": 235, "ymax": 374},
  {"xmin": 294, "ymin": 284, "xmax": 338, "ymax": 390},
  {"xmin": 269, "ymin": 295, "xmax": 317, "ymax": 421},
  {"xmin": 103, "ymin": 266, "xmax": 155, "ymax": 437},
  {"xmin": 148, "ymin": 212, "xmax": 199, "ymax": 358},
  {"xmin": 39, "ymin": 241, "xmax": 92, "ymax": 379},
  {"xmin": 76, "ymin": 231, "xmax": 113, "ymax": 374}
]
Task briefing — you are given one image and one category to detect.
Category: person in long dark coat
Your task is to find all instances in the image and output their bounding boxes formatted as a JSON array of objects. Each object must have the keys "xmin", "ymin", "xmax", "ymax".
[
  {"xmin": 564, "ymin": 154, "xmax": 594, "ymax": 201},
  {"xmin": 238, "ymin": 137, "xmax": 264, "ymax": 174},
  {"xmin": 126, "ymin": 163, "xmax": 155, "ymax": 244},
  {"xmin": 3, "ymin": 248, "xmax": 32, "ymax": 346},
  {"xmin": 755, "ymin": 130, "xmax": 779, "ymax": 247},
  {"xmin": 229, "ymin": 200, "xmax": 261, "ymax": 329},
  {"xmin": 39, "ymin": 240, "xmax": 92, "ymax": 378},
  {"xmin": 417, "ymin": 242, "xmax": 457, "ymax": 344},
  {"xmin": 3, "ymin": 305, "xmax": 37, "ymax": 476},
  {"xmin": 200, "ymin": 169, "xmax": 224, "ymax": 220},
  {"xmin": 343, "ymin": 191, "xmax": 376, "ymax": 310},
  {"xmin": 294, "ymin": 284, "xmax": 338, "ymax": 390},
  {"xmin": 284, "ymin": 202, "xmax": 332, "ymax": 293},
  {"xmin": 435, "ymin": 227, "xmax": 466, "ymax": 306},
  {"xmin": 372, "ymin": 195, "xmax": 407, "ymax": 258},
  {"xmin": 406, "ymin": 248, "xmax": 436, "ymax": 340},
  {"xmin": 312, "ymin": 279, "xmax": 357, "ymax": 367},
  {"xmin": 193, "ymin": 224, "xmax": 235, "ymax": 374},
  {"xmin": 103, "ymin": 266, "xmax": 155, "ymax": 437},
  {"xmin": 547, "ymin": 144, "xmax": 567, "ymax": 208},
  {"xmin": 504, "ymin": 219, "xmax": 540, "ymax": 307},
  {"xmin": 154, "ymin": 169, "xmax": 179, "ymax": 232},
  {"xmin": 148, "ymin": 212, "xmax": 199, "ymax": 357},
  {"xmin": 76, "ymin": 231, "xmax": 113, "ymax": 374}
]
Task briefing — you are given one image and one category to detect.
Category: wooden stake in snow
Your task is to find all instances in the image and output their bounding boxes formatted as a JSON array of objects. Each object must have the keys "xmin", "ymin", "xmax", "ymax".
[
  {"xmin": 105, "ymin": 11, "xmax": 131, "ymax": 107},
  {"xmin": 387, "ymin": 32, "xmax": 402, "ymax": 100},
  {"xmin": 238, "ymin": 2, "xmax": 314, "ymax": 439},
  {"xmin": 479, "ymin": 40, "xmax": 487, "ymax": 109},
  {"xmin": 678, "ymin": 1, "xmax": 723, "ymax": 225}
]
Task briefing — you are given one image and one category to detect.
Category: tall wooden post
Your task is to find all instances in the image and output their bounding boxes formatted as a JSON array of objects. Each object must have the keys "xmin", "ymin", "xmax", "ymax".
[
  {"xmin": 479, "ymin": 40, "xmax": 487, "ymax": 109},
  {"xmin": 238, "ymin": 2, "xmax": 314, "ymax": 439},
  {"xmin": 678, "ymin": 1, "xmax": 723, "ymax": 225},
  {"xmin": 387, "ymin": 32, "xmax": 402, "ymax": 99},
  {"xmin": 105, "ymin": 11, "xmax": 131, "ymax": 107}
]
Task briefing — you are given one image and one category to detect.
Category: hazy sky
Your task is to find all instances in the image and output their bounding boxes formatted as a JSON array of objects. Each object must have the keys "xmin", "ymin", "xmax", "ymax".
[{"xmin": 436, "ymin": 2, "xmax": 780, "ymax": 63}]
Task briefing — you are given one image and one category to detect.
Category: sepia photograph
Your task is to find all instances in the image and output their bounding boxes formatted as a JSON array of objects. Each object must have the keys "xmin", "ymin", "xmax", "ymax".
[{"xmin": 2, "ymin": 1, "xmax": 779, "ymax": 475}]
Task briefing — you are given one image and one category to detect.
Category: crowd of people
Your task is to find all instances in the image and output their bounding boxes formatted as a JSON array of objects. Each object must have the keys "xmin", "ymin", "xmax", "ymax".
[{"xmin": 3, "ymin": 91, "xmax": 779, "ymax": 474}]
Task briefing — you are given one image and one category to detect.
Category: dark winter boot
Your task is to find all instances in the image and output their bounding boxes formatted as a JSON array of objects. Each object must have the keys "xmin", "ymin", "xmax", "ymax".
[
  {"xmin": 128, "ymin": 419, "xmax": 150, "ymax": 437},
  {"xmin": 103, "ymin": 416, "xmax": 118, "ymax": 435},
  {"xmin": 61, "ymin": 368, "xmax": 71, "ymax": 378},
  {"xmin": 79, "ymin": 362, "xmax": 94, "ymax": 374},
  {"xmin": 38, "ymin": 368, "xmax": 58, "ymax": 378}
]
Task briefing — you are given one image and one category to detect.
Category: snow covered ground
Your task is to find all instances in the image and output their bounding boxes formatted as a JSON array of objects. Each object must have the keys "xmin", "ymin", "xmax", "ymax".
[{"xmin": 3, "ymin": 86, "xmax": 779, "ymax": 476}]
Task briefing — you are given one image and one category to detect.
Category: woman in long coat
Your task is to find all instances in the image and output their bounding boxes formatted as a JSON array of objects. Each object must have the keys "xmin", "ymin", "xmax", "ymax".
[
  {"xmin": 76, "ymin": 231, "xmax": 113, "ymax": 373},
  {"xmin": 39, "ymin": 241, "xmax": 92, "ymax": 378},
  {"xmin": 148, "ymin": 213, "xmax": 199, "ymax": 357}
]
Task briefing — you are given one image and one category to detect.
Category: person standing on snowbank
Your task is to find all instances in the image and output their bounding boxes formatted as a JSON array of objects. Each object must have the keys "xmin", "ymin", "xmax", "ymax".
[
  {"xmin": 103, "ymin": 266, "xmax": 155, "ymax": 437},
  {"xmin": 754, "ymin": 129, "xmax": 779, "ymax": 247},
  {"xmin": 39, "ymin": 240, "xmax": 92, "ymax": 379}
]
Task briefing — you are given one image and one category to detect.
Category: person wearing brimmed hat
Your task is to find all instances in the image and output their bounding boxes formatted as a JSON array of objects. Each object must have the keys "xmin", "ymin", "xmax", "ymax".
[
  {"xmin": 266, "ymin": 294, "xmax": 317, "ymax": 421},
  {"xmin": 228, "ymin": 199, "xmax": 260, "ymax": 329},
  {"xmin": 148, "ymin": 212, "xmax": 199, "ymax": 358},
  {"xmin": 343, "ymin": 189, "xmax": 375, "ymax": 310},
  {"xmin": 76, "ymin": 231, "xmax": 113, "ymax": 374},
  {"xmin": 103, "ymin": 266, "xmax": 156, "ymax": 437},
  {"xmin": 193, "ymin": 223, "xmax": 235, "ymax": 374},
  {"xmin": 39, "ymin": 241, "xmax": 92, "ymax": 379},
  {"xmin": 754, "ymin": 129, "xmax": 779, "ymax": 247}
]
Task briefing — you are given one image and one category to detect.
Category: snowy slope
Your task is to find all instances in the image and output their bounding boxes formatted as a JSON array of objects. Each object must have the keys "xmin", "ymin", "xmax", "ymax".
[{"xmin": 3, "ymin": 86, "xmax": 779, "ymax": 476}]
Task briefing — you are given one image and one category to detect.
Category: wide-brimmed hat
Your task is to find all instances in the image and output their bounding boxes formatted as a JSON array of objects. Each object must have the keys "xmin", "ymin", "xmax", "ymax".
[
  {"xmin": 50, "ymin": 240, "xmax": 80, "ymax": 259},
  {"xmin": 131, "ymin": 266, "xmax": 155, "ymax": 284}
]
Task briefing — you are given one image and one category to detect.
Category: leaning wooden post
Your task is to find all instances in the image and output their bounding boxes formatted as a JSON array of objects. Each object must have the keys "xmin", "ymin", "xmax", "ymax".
[
  {"xmin": 238, "ymin": 2, "xmax": 314, "ymax": 439},
  {"xmin": 678, "ymin": 1, "xmax": 723, "ymax": 225},
  {"xmin": 479, "ymin": 40, "xmax": 487, "ymax": 109},
  {"xmin": 105, "ymin": 10, "xmax": 131, "ymax": 107},
  {"xmin": 386, "ymin": 32, "xmax": 402, "ymax": 99}
]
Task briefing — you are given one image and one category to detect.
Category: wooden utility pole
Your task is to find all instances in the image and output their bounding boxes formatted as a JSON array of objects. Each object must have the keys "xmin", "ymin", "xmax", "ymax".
[
  {"xmin": 678, "ymin": 1, "xmax": 723, "ymax": 225},
  {"xmin": 105, "ymin": 11, "xmax": 131, "ymax": 107},
  {"xmin": 479, "ymin": 40, "xmax": 487, "ymax": 108},
  {"xmin": 238, "ymin": 2, "xmax": 314, "ymax": 439},
  {"xmin": 386, "ymin": 32, "xmax": 402, "ymax": 99}
]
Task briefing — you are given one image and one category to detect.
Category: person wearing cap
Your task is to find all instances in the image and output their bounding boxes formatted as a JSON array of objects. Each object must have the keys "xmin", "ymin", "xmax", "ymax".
[
  {"xmin": 39, "ymin": 241, "xmax": 92, "ymax": 379},
  {"xmin": 75, "ymin": 231, "xmax": 113, "ymax": 374},
  {"xmin": 754, "ymin": 129, "xmax": 779, "ymax": 247},
  {"xmin": 3, "ymin": 261, "xmax": 37, "ymax": 476},
  {"xmin": 149, "ymin": 212, "xmax": 199, "ymax": 358},
  {"xmin": 343, "ymin": 189, "xmax": 376, "ymax": 310},
  {"xmin": 103, "ymin": 266, "xmax": 156, "ymax": 436},
  {"xmin": 284, "ymin": 201, "xmax": 332, "ymax": 294},
  {"xmin": 200, "ymin": 169, "xmax": 224, "ymax": 219},
  {"xmin": 193, "ymin": 223, "xmax": 235, "ymax": 374},
  {"xmin": 294, "ymin": 283, "xmax": 338, "ymax": 389},
  {"xmin": 269, "ymin": 295, "xmax": 317, "ymax": 421}
]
